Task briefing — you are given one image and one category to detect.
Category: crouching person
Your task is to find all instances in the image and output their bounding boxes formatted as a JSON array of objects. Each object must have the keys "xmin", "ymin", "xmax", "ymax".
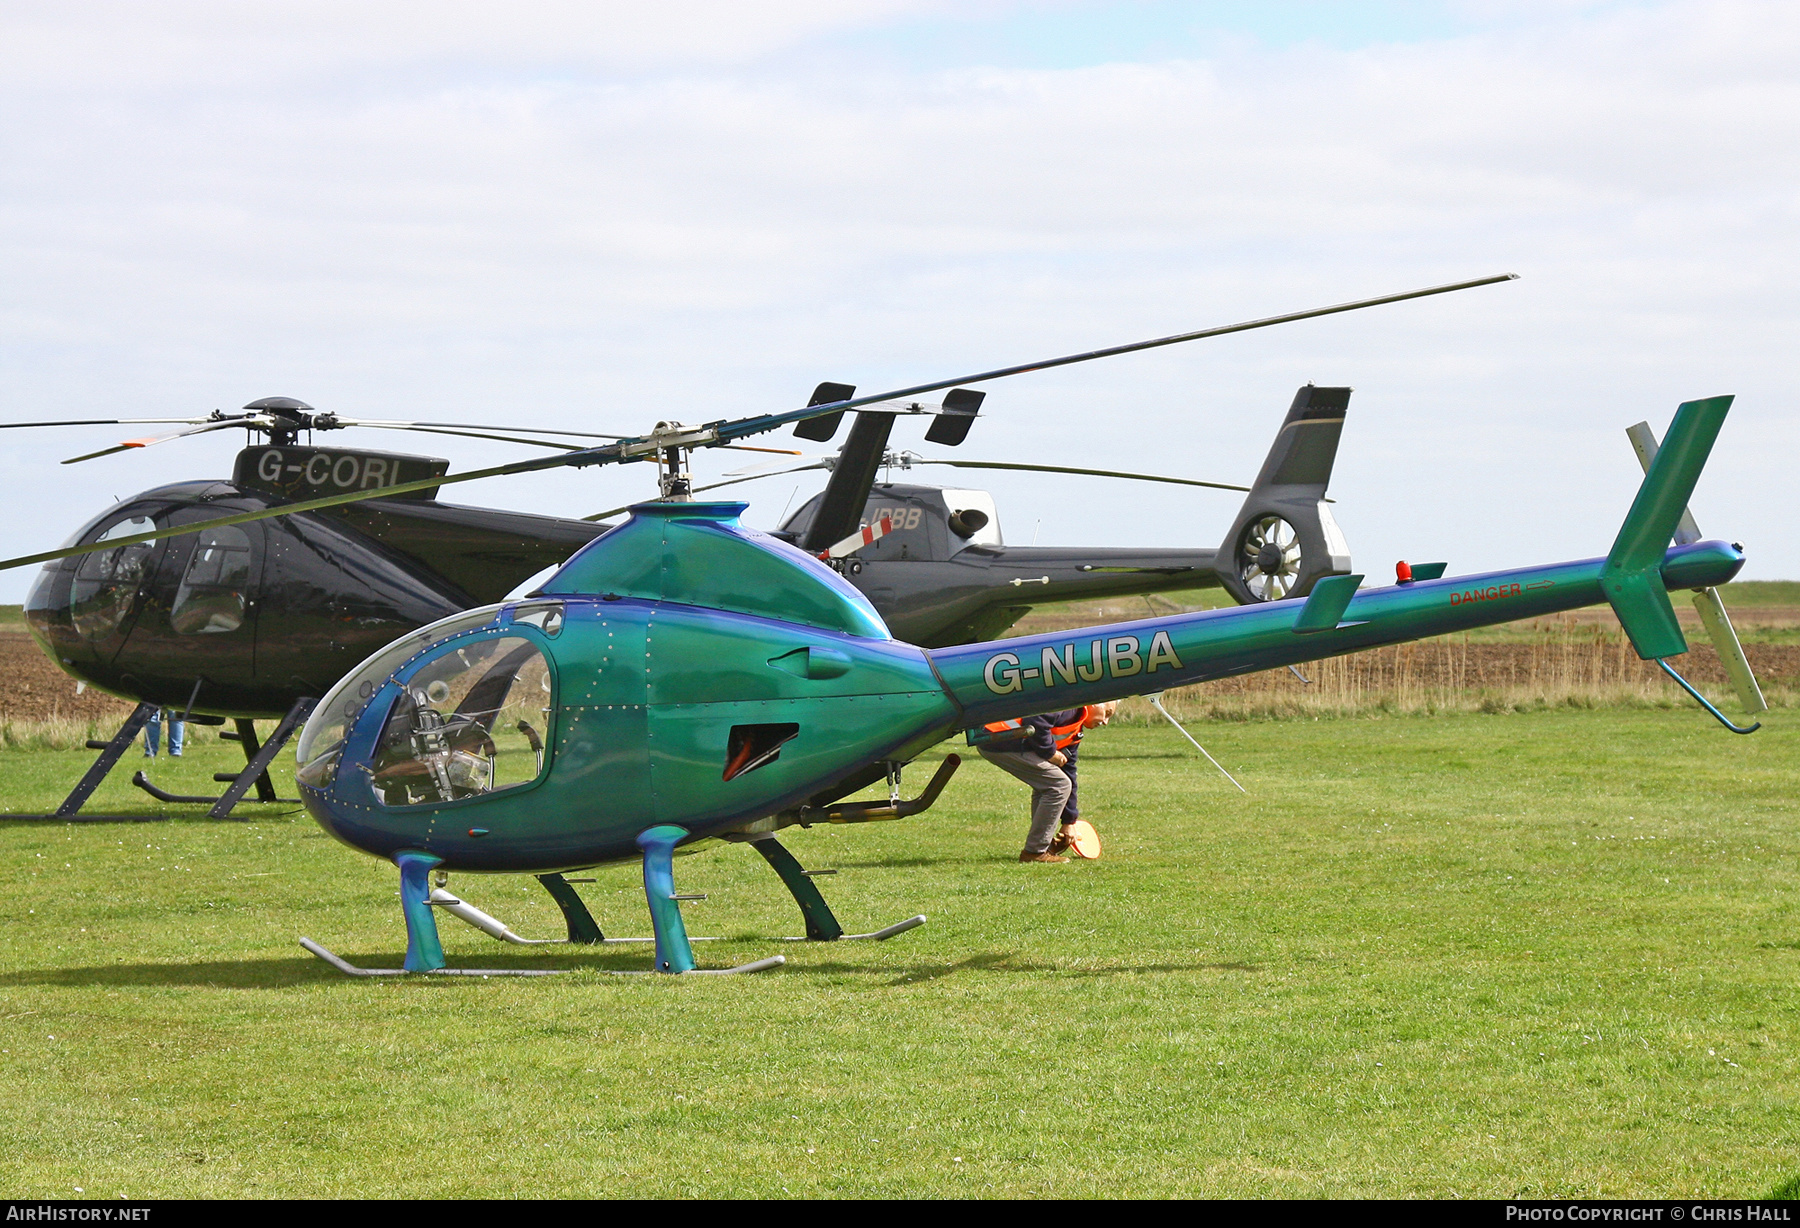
[{"xmin": 976, "ymin": 714, "xmax": 1072, "ymax": 862}]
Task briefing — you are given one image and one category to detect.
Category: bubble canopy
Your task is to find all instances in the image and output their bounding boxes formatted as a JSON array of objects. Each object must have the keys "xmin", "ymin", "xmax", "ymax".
[{"xmin": 295, "ymin": 602, "xmax": 561, "ymax": 803}]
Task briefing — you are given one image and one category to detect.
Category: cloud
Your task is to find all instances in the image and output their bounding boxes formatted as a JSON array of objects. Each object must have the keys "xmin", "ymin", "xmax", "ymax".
[{"xmin": 1, "ymin": 0, "xmax": 1796, "ymax": 608}]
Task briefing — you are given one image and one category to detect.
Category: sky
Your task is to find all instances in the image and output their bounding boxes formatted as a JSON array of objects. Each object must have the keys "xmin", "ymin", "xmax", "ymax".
[{"xmin": 1, "ymin": 0, "xmax": 1796, "ymax": 604}]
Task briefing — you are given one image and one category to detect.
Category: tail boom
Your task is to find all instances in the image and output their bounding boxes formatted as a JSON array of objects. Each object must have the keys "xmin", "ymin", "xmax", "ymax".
[{"xmin": 931, "ymin": 539, "xmax": 1745, "ymax": 726}]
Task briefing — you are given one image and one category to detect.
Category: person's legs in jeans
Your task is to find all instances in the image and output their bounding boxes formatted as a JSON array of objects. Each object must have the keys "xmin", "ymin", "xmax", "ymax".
[{"xmin": 977, "ymin": 749, "xmax": 1073, "ymax": 855}]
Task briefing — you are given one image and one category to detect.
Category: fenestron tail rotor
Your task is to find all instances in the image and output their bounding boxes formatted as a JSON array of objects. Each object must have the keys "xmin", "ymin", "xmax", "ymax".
[
  {"xmin": 1626, "ymin": 419, "xmax": 1767, "ymax": 716},
  {"xmin": 1236, "ymin": 514, "xmax": 1303, "ymax": 600},
  {"xmin": 0, "ymin": 272, "xmax": 1516, "ymax": 574}
]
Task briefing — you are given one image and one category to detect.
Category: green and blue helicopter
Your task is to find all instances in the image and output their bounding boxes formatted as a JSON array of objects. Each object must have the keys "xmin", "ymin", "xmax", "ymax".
[{"xmin": 5, "ymin": 275, "xmax": 1762, "ymax": 977}]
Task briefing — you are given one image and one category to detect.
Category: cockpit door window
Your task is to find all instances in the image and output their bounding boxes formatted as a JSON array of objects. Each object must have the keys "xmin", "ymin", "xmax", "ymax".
[{"xmin": 171, "ymin": 526, "xmax": 254, "ymax": 635}]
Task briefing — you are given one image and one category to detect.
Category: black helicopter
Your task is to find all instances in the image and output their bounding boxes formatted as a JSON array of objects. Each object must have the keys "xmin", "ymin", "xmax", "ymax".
[
  {"xmin": 9, "ymin": 276, "xmax": 1510, "ymax": 822},
  {"xmin": 14, "ymin": 398, "xmax": 675, "ymax": 818}
]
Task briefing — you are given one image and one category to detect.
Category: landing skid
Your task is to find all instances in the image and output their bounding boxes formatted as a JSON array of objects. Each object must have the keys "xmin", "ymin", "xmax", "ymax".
[
  {"xmin": 352, "ymin": 823, "xmax": 926, "ymax": 979},
  {"xmin": 434, "ymin": 839, "xmax": 929, "ymax": 949},
  {"xmin": 299, "ymin": 937, "xmax": 783, "ymax": 978},
  {"xmin": 129, "ymin": 701, "xmax": 315, "ymax": 819}
]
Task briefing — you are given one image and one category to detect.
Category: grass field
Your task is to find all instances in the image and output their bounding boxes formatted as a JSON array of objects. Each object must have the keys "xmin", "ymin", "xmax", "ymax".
[{"xmin": 1, "ymin": 705, "xmax": 1797, "ymax": 1198}]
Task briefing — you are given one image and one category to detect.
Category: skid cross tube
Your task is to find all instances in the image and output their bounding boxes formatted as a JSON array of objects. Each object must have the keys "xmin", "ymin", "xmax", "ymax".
[
  {"xmin": 749, "ymin": 835, "xmax": 845, "ymax": 941},
  {"xmin": 537, "ymin": 873, "xmax": 605, "ymax": 943},
  {"xmin": 56, "ymin": 701, "xmax": 155, "ymax": 817},
  {"xmin": 221, "ymin": 719, "xmax": 280, "ymax": 802},
  {"xmin": 210, "ymin": 698, "xmax": 315, "ymax": 819},
  {"xmin": 639, "ymin": 825, "xmax": 698, "ymax": 973}
]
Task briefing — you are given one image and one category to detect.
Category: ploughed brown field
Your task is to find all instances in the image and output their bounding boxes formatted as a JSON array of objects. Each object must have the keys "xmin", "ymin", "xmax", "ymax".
[
  {"xmin": 2, "ymin": 631, "xmax": 142, "ymax": 724},
  {"xmin": 5, "ymin": 592, "xmax": 1794, "ymax": 726}
]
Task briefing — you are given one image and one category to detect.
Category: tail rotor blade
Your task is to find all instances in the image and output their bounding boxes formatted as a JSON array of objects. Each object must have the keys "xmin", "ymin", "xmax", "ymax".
[{"xmin": 1691, "ymin": 588, "xmax": 1768, "ymax": 716}]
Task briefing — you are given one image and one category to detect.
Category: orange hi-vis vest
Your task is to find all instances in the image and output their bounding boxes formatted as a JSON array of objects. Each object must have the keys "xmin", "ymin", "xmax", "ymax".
[
  {"xmin": 1051, "ymin": 707, "xmax": 1103, "ymax": 750},
  {"xmin": 977, "ymin": 707, "xmax": 1103, "ymax": 749}
]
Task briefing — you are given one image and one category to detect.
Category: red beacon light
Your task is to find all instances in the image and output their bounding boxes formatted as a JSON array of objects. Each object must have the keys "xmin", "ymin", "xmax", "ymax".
[{"xmin": 1396, "ymin": 560, "xmax": 1414, "ymax": 584}]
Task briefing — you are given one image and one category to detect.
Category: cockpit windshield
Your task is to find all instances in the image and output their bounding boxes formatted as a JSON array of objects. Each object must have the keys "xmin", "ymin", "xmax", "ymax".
[
  {"xmin": 363, "ymin": 635, "xmax": 551, "ymax": 806},
  {"xmin": 295, "ymin": 605, "xmax": 500, "ymax": 775},
  {"xmin": 69, "ymin": 515, "xmax": 158, "ymax": 640}
]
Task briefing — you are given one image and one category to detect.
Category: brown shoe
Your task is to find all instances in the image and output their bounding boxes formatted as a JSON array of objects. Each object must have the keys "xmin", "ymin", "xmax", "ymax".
[{"xmin": 1019, "ymin": 850, "xmax": 1068, "ymax": 863}]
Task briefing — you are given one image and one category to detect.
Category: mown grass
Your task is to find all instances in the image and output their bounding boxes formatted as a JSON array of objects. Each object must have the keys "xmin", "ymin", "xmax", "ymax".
[{"xmin": 0, "ymin": 706, "xmax": 1796, "ymax": 1198}]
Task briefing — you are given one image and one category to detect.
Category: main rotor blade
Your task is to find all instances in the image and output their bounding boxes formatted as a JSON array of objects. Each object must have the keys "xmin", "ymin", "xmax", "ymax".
[
  {"xmin": 61, "ymin": 419, "xmax": 268, "ymax": 464},
  {"xmin": 341, "ymin": 419, "xmax": 798, "ymax": 456},
  {"xmin": 332, "ymin": 423, "xmax": 589, "ymax": 451},
  {"xmin": 334, "ymin": 417, "xmax": 637, "ymax": 442},
  {"xmin": 904, "ymin": 459, "xmax": 1251, "ymax": 494},
  {"xmin": 0, "ymin": 417, "xmax": 220, "ymax": 430},
  {"xmin": 344, "ymin": 419, "xmax": 633, "ymax": 441},
  {"xmin": 3, "ymin": 274, "xmax": 1513, "ymax": 571},
  {"xmin": 0, "ymin": 449, "xmax": 597, "ymax": 571},
  {"xmin": 711, "ymin": 273, "xmax": 1518, "ymax": 445},
  {"xmin": 724, "ymin": 454, "xmax": 835, "ymax": 478}
]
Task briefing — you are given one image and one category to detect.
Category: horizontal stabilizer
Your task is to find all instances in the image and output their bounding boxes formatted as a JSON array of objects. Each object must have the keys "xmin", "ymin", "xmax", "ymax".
[
  {"xmin": 923, "ymin": 388, "xmax": 984, "ymax": 446},
  {"xmin": 794, "ymin": 383, "xmax": 855, "ymax": 442},
  {"xmin": 1292, "ymin": 573, "xmax": 1363, "ymax": 634},
  {"xmin": 1600, "ymin": 569, "xmax": 1686, "ymax": 660}
]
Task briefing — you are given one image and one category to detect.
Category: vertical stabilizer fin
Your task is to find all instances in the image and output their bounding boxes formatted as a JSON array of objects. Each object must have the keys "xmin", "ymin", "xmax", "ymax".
[
  {"xmin": 800, "ymin": 411, "xmax": 898, "ymax": 553},
  {"xmin": 1606, "ymin": 396, "xmax": 1731, "ymax": 573},
  {"xmin": 1600, "ymin": 395, "xmax": 1732, "ymax": 660},
  {"xmin": 1213, "ymin": 384, "xmax": 1354, "ymax": 603}
]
